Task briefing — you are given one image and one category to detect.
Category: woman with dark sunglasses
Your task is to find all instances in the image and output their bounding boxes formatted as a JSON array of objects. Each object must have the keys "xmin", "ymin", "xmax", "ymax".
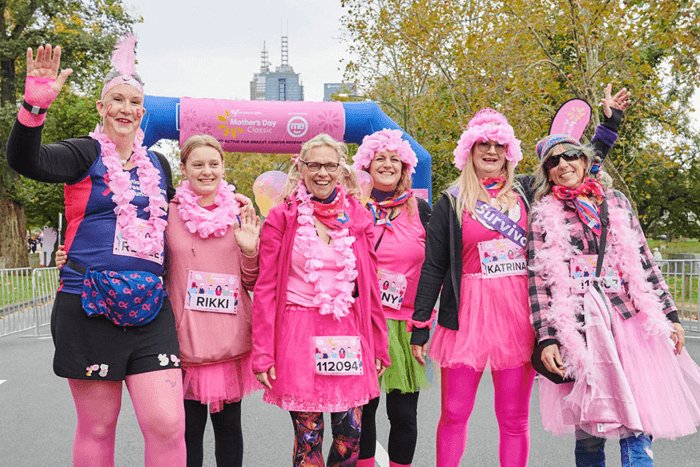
[{"xmin": 528, "ymin": 126, "xmax": 700, "ymax": 465}]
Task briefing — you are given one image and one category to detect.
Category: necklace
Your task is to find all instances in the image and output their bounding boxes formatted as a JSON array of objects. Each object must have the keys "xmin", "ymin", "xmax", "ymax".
[{"xmin": 175, "ymin": 180, "xmax": 241, "ymax": 238}]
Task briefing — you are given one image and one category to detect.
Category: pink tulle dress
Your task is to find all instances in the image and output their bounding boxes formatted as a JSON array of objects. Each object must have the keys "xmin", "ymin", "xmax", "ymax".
[
  {"xmin": 429, "ymin": 198, "xmax": 534, "ymax": 370},
  {"xmin": 539, "ymin": 297, "xmax": 700, "ymax": 439},
  {"xmin": 263, "ymin": 236, "xmax": 381, "ymax": 412}
]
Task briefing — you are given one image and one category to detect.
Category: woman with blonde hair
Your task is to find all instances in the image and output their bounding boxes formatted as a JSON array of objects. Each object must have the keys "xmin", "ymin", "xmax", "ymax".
[{"xmin": 252, "ymin": 133, "xmax": 390, "ymax": 466}]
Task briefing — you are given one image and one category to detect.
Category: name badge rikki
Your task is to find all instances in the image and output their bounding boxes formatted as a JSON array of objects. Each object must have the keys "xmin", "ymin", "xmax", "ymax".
[
  {"xmin": 185, "ymin": 270, "xmax": 240, "ymax": 314},
  {"xmin": 569, "ymin": 255, "xmax": 623, "ymax": 294},
  {"xmin": 113, "ymin": 218, "xmax": 164, "ymax": 265},
  {"xmin": 313, "ymin": 336, "xmax": 363, "ymax": 376},
  {"xmin": 478, "ymin": 238, "xmax": 527, "ymax": 278},
  {"xmin": 377, "ymin": 269, "xmax": 407, "ymax": 310}
]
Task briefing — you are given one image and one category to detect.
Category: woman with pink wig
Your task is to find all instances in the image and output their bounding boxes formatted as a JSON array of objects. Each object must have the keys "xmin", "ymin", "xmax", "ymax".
[
  {"xmin": 409, "ymin": 89, "xmax": 627, "ymax": 466},
  {"xmin": 352, "ymin": 129, "xmax": 431, "ymax": 467}
]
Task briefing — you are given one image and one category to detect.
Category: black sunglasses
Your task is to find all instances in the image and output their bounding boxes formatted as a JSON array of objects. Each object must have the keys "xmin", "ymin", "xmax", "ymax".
[{"xmin": 543, "ymin": 149, "xmax": 585, "ymax": 172}]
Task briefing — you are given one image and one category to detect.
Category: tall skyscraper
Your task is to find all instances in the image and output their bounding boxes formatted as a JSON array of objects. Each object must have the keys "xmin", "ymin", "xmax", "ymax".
[{"xmin": 250, "ymin": 36, "xmax": 304, "ymax": 101}]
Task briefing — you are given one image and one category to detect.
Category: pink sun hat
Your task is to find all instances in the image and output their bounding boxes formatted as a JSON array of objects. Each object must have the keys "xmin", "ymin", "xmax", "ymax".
[
  {"xmin": 352, "ymin": 129, "xmax": 418, "ymax": 174},
  {"xmin": 453, "ymin": 108, "xmax": 522, "ymax": 170}
]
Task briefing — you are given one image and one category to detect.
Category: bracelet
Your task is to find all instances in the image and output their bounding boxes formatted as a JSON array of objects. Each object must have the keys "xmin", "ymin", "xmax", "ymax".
[{"xmin": 21, "ymin": 101, "xmax": 48, "ymax": 115}]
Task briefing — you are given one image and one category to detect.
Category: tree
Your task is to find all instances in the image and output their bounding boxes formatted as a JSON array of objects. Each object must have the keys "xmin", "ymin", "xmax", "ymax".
[
  {"xmin": 0, "ymin": 0, "xmax": 139, "ymax": 266},
  {"xmin": 341, "ymin": 0, "xmax": 700, "ymax": 226}
]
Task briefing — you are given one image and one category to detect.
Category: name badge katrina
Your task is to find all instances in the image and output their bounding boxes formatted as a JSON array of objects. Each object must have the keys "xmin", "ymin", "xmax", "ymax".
[
  {"xmin": 185, "ymin": 270, "xmax": 240, "ymax": 314},
  {"xmin": 570, "ymin": 255, "xmax": 622, "ymax": 294},
  {"xmin": 113, "ymin": 219, "xmax": 164, "ymax": 265},
  {"xmin": 377, "ymin": 269, "xmax": 407, "ymax": 310},
  {"xmin": 314, "ymin": 336, "xmax": 363, "ymax": 376},
  {"xmin": 478, "ymin": 238, "xmax": 527, "ymax": 278}
]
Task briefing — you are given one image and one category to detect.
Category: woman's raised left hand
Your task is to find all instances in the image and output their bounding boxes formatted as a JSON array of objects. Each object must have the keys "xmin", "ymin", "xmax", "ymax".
[
  {"xmin": 601, "ymin": 84, "xmax": 631, "ymax": 118},
  {"xmin": 671, "ymin": 322, "xmax": 685, "ymax": 355},
  {"xmin": 234, "ymin": 202, "xmax": 261, "ymax": 256}
]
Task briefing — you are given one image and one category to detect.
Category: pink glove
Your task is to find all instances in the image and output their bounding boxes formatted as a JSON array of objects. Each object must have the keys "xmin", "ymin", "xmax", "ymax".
[{"xmin": 18, "ymin": 76, "xmax": 59, "ymax": 127}]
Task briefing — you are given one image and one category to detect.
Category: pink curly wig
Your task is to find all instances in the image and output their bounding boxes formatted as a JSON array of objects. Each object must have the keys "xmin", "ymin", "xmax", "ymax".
[
  {"xmin": 352, "ymin": 129, "xmax": 418, "ymax": 174},
  {"xmin": 452, "ymin": 108, "xmax": 522, "ymax": 170}
]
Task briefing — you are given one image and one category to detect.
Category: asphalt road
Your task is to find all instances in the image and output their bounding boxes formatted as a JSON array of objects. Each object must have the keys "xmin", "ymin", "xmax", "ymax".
[{"xmin": 1, "ymin": 327, "xmax": 699, "ymax": 466}]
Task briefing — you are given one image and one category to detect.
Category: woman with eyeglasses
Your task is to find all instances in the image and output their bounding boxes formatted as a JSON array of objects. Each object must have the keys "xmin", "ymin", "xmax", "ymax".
[
  {"xmin": 529, "ymin": 131, "xmax": 700, "ymax": 466},
  {"xmin": 251, "ymin": 133, "xmax": 390, "ymax": 466},
  {"xmin": 409, "ymin": 87, "xmax": 629, "ymax": 466}
]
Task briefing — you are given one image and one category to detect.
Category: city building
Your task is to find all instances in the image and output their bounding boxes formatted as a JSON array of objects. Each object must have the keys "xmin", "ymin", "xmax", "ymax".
[{"xmin": 250, "ymin": 36, "xmax": 304, "ymax": 101}]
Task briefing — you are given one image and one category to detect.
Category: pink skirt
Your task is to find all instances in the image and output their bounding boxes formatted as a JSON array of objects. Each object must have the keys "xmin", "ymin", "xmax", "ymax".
[
  {"xmin": 539, "ymin": 307, "xmax": 700, "ymax": 439},
  {"xmin": 263, "ymin": 304, "xmax": 380, "ymax": 412},
  {"xmin": 183, "ymin": 353, "xmax": 262, "ymax": 413},
  {"xmin": 430, "ymin": 274, "xmax": 534, "ymax": 370}
]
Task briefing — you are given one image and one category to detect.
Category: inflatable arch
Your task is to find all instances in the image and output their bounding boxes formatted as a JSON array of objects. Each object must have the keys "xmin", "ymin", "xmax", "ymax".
[{"xmin": 141, "ymin": 96, "xmax": 433, "ymax": 200}]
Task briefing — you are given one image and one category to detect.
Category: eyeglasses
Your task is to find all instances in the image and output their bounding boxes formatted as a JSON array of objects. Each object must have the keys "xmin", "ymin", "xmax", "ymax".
[
  {"xmin": 476, "ymin": 141, "xmax": 506, "ymax": 154},
  {"xmin": 543, "ymin": 150, "xmax": 585, "ymax": 172},
  {"xmin": 299, "ymin": 160, "xmax": 340, "ymax": 172}
]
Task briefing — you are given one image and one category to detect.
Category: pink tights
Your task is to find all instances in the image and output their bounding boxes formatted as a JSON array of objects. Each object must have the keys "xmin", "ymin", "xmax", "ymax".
[
  {"xmin": 68, "ymin": 369, "xmax": 186, "ymax": 467},
  {"xmin": 436, "ymin": 364, "xmax": 535, "ymax": 467}
]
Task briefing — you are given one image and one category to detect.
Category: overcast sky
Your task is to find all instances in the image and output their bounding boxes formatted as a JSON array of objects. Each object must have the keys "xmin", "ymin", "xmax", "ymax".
[{"xmin": 124, "ymin": 0, "xmax": 348, "ymax": 102}]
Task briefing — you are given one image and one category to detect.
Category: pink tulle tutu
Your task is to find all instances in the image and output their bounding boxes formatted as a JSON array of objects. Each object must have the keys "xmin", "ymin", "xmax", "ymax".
[
  {"xmin": 263, "ymin": 304, "xmax": 381, "ymax": 412},
  {"xmin": 538, "ymin": 309, "xmax": 700, "ymax": 439},
  {"xmin": 429, "ymin": 274, "xmax": 534, "ymax": 370},
  {"xmin": 183, "ymin": 353, "xmax": 262, "ymax": 413}
]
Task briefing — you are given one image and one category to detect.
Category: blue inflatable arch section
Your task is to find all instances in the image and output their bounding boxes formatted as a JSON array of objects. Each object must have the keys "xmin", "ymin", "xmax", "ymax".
[{"xmin": 141, "ymin": 96, "xmax": 433, "ymax": 201}]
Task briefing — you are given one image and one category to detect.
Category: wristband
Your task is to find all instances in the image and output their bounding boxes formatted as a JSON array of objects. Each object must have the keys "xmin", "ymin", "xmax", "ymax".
[{"xmin": 21, "ymin": 101, "xmax": 48, "ymax": 115}]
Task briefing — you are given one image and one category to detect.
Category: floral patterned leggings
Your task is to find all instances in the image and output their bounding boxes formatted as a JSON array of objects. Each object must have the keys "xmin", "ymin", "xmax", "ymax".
[{"xmin": 289, "ymin": 406, "xmax": 362, "ymax": 467}]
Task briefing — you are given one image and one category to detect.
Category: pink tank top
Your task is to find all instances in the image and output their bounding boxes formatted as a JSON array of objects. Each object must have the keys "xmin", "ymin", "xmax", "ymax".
[
  {"xmin": 461, "ymin": 196, "xmax": 528, "ymax": 274},
  {"xmin": 286, "ymin": 231, "xmax": 347, "ymax": 307}
]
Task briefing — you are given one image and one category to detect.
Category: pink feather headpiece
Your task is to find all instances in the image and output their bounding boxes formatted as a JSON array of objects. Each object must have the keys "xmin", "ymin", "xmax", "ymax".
[
  {"xmin": 100, "ymin": 34, "xmax": 144, "ymax": 99},
  {"xmin": 352, "ymin": 129, "xmax": 418, "ymax": 174},
  {"xmin": 452, "ymin": 108, "xmax": 522, "ymax": 170}
]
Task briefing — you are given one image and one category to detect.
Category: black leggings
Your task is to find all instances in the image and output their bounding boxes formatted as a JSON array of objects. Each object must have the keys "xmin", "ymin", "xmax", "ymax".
[
  {"xmin": 359, "ymin": 390, "xmax": 420, "ymax": 464},
  {"xmin": 184, "ymin": 399, "xmax": 243, "ymax": 467}
]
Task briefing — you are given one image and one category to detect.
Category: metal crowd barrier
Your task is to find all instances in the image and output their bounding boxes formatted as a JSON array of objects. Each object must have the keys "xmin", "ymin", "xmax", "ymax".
[
  {"xmin": 0, "ymin": 260, "xmax": 698, "ymax": 338},
  {"xmin": 657, "ymin": 259, "xmax": 700, "ymax": 333},
  {"xmin": 0, "ymin": 267, "xmax": 59, "ymax": 338}
]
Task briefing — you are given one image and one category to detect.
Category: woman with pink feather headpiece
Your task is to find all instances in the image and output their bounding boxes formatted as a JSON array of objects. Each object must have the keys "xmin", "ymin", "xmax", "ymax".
[
  {"xmin": 408, "ymin": 87, "xmax": 628, "ymax": 466},
  {"xmin": 351, "ymin": 129, "xmax": 431, "ymax": 467},
  {"xmin": 6, "ymin": 37, "xmax": 186, "ymax": 465}
]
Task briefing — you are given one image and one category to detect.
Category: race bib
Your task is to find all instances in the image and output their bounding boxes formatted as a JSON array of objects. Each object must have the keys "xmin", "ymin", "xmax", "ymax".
[
  {"xmin": 113, "ymin": 219, "xmax": 164, "ymax": 265},
  {"xmin": 185, "ymin": 270, "xmax": 240, "ymax": 314},
  {"xmin": 313, "ymin": 336, "xmax": 363, "ymax": 376},
  {"xmin": 377, "ymin": 269, "xmax": 407, "ymax": 310},
  {"xmin": 570, "ymin": 255, "xmax": 622, "ymax": 294},
  {"xmin": 478, "ymin": 238, "xmax": 527, "ymax": 278}
]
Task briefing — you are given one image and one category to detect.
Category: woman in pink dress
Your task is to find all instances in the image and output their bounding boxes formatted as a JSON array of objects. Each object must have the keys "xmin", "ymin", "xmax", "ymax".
[{"xmin": 251, "ymin": 133, "xmax": 390, "ymax": 466}]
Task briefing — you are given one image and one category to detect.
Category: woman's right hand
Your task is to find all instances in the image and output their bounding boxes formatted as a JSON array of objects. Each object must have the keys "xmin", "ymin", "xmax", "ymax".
[
  {"xmin": 24, "ymin": 45, "xmax": 73, "ymax": 104},
  {"xmin": 255, "ymin": 366, "xmax": 276, "ymax": 390},
  {"xmin": 411, "ymin": 344, "xmax": 428, "ymax": 366},
  {"xmin": 541, "ymin": 344, "xmax": 566, "ymax": 378}
]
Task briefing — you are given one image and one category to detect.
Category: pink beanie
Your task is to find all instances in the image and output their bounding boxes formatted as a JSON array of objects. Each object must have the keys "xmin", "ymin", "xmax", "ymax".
[
  {"xmin": 453, "ymin": 108, "xmax": 522, "ymax": 170},
  {"xmin": 352, "ymin": 129, "xmax": 418, "ymax": 174}
]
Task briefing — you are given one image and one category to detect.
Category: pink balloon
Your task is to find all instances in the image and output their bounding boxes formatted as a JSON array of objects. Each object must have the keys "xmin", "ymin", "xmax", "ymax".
[
  {"xmin": 353, "ymin": 169, "xmax": 374, "ymax": 205},
  {"xmin": 253, "ymin": 170, "xmax": 287, "ymax": 215}
]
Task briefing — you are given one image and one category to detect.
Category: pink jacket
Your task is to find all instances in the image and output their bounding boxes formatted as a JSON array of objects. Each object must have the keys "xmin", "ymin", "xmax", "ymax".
[
  {"xmin": 251, "ymin": 195, "xmax": 390, "ymax": 373},
  {"xmin": 166, "ymin": 201, "xmax": 259, "ymax": 366}
]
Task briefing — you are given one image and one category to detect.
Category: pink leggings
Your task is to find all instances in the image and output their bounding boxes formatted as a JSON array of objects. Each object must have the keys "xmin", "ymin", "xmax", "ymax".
[
  {"xmin": 68, "ymin": 369, "xmax": 186, "ymax": 467},
  {"xmin": 437, "ymin": 364, "xmax": 535, "ymax": 467}
]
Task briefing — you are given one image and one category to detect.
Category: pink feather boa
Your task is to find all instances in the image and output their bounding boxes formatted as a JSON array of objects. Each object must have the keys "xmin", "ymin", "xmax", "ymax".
[{"xmin": 531, "ymin": 192, "xmax": 672, "ymax": 379}]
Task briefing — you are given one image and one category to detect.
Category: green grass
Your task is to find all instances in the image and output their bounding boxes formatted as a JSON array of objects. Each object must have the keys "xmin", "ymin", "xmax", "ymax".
[
  {"xmin": 0, "ymin": 273, "xmax": 35, "ymax": 308},
  {"xmin": 648, "ymin": 238, "xmax": 700, "ymax": 255}
]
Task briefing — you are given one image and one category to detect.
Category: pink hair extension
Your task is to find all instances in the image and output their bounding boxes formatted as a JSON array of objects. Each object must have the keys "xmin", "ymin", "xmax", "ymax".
[
  {"xmin": 352, "ymin": 129, "xmax": 418, "ymax": 174},
  {"xmin": 453, "ymin": 108, "xmax": 522, "ymax": 170}
]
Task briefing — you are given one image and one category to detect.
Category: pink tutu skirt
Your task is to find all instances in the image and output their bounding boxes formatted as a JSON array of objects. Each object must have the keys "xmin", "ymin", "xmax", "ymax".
[
  {"xmin": 183, "ymin": 353, "xmax": 262, "ymax": 413},
  {"xmin": 539, "ymin": 308, "xmax": 700, "ymax": 439},
  {"xmin": 430, "ymin": 274, "xmax": 534, "ymax": 370},
  {"xmin": 263, "ymin": 304, "xmax": 380, "ymax": 413}
]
